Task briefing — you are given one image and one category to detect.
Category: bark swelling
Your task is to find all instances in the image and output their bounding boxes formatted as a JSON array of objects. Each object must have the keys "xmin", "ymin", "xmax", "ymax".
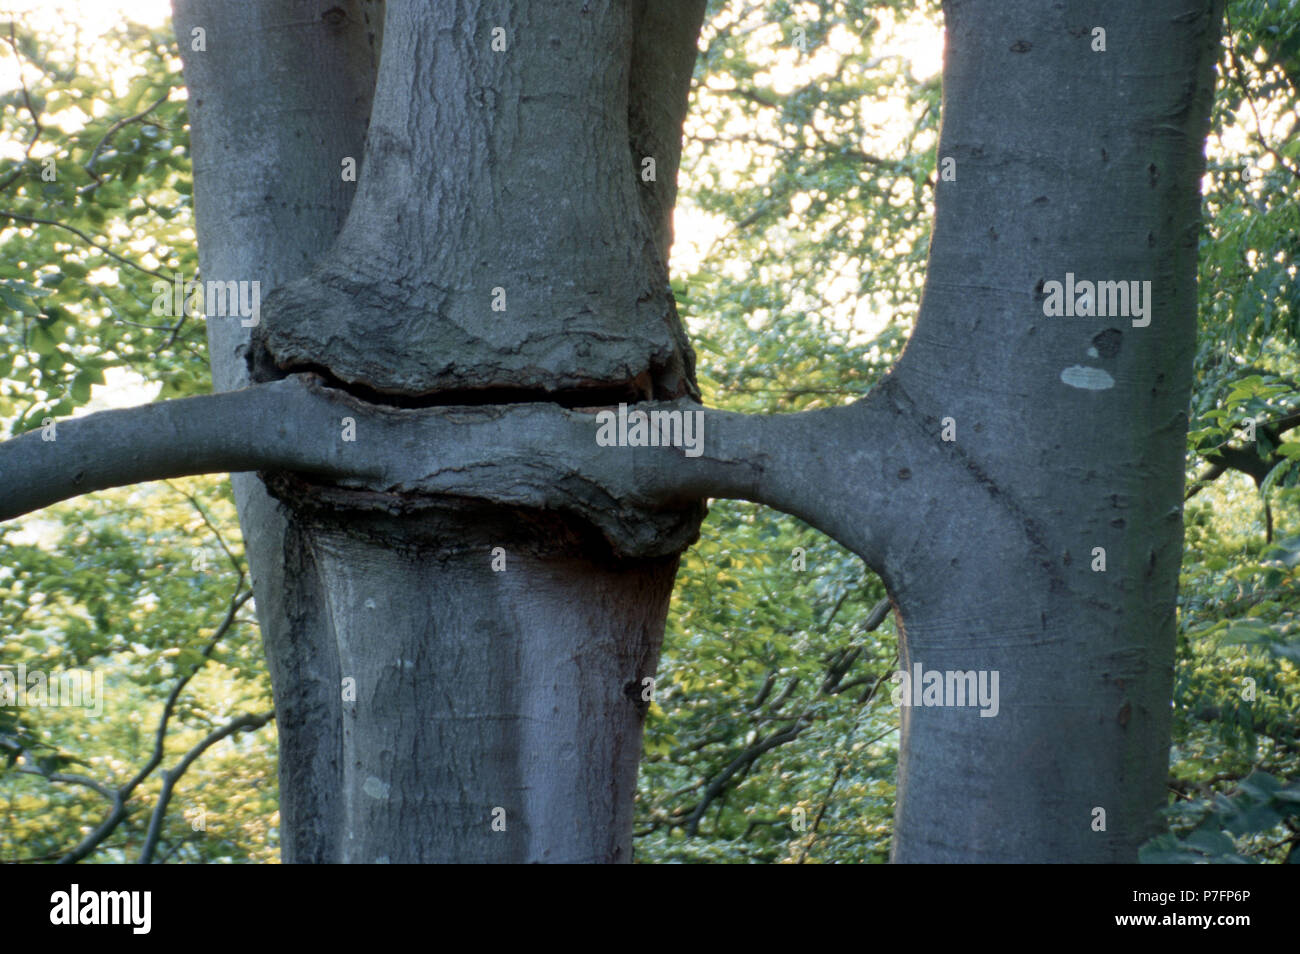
[{"xmin": 252, "ymin": 0, "xmax": 701, "ymax": 402}]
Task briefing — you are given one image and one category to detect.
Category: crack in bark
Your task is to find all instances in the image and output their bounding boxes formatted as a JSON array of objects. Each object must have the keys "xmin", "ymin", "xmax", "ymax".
[{"xmin": 253, "ymin": 352, "xmax": 658, "ymax": 410}]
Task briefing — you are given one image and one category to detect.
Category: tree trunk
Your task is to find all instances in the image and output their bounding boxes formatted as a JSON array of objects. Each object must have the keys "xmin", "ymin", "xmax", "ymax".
[
  {"xmin": 880, "ymin": 0, "xmax": 1223, "ymax": 861},
  {"xmin": 174, "ymin": 0, "xmax": 385, "ymax": 862},
  {"xmin": 302, "ymin": 508, "xmax": 679, "ymax": 862},
  {"xmin": 174, "ymin": 0, "xmax": 707, "ymax": 861}
]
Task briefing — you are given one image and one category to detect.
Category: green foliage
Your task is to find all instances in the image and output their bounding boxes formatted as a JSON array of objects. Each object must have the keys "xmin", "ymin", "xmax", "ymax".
[
  {"xmin": 637, "ymin": 504, "xmax": 897, "ymax": 862},
  {"xmin": 678, "ymin": 0, "xmax": 939, "ymax": 414},
  {"xmin": 0, "ymin": 13, "xmax": 272, "ymax": 863},
  {"xmin": 0, "ymin": 478, "xmax": 277, "ymax": 863},
  {"xmin": 1155, "ymin": 0, "xmax": 1300, "ymax": 865},
  {"xmin": 0, "ymin": 15, "xmax": 205, "ymax": 435},
  {"xmin": 633, "ymin": 0, "xmax": 941, "ymax": 862},
  {"xmin": 1142, "ymin": 771, "xmax": 1300, "ymax": 863}
]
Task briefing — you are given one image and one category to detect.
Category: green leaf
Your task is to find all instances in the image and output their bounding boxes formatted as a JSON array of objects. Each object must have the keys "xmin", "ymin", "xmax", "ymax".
[
  {"xmin": 29, "ymin": 324, "xmax": 60, "ymax": 356},
  {"xmin": 1184, "ymin": 826, "xmax": 1237, "ymax": 855},
  {"xmin": 0, "ymin": 285, "xmax": 40, "ymax": 317},
  {"xmin": 70, "ymin": 370, "xmax": 95, "ymax": 403},
  {"xmin": 1219, "ymin": 622, "xmax": 1277, "ymax": 646}
]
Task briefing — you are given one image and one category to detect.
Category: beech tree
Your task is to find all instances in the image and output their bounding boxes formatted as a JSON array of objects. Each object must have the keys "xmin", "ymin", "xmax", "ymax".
[{"xmin": 0, "ymin": 0, "xmax": 1226, "ymax": 862}]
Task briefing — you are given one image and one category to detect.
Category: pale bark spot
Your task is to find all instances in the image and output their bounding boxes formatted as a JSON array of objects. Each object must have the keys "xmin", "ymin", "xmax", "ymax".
[{"xmin": 1060, "ymin": 366, "xmax": 1115, "ymax": 390}]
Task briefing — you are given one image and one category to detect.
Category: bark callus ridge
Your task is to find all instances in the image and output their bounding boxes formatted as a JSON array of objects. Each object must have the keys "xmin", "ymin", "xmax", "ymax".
[
  {"xmin": 248, "ymin": 0, "xmax": 700, "ymax": 404},
  {"xmin": 261, "ymin": 462, "xmax": 708, "ymax": 563},
  {"xmin": 250, "ymin": 265, "xmax": 699, "ymax": 402},
  {"xmin": 247, "ymin": 367, "xmax": 708, "ymax": 561},
  {"xmin": 261, "ymin": 480, "xmax": 696, "ymax": 568}
]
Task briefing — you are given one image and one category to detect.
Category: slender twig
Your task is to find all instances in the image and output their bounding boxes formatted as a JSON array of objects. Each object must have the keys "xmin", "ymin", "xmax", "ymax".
[
  {"xmin": 82, "ymin": 90, "xmax": 172, "ymax": 187},
  {"xmin": 0, "ymin": 208, "xmax": 167, "ymax": 280},
  {"xmin": 796, "ymin": 763, "xmax": 844, "ymax": 863},
  {"xmin": 138, "ymin": 708, "xmax": 274, "ymax": 864},
  {"xmin": 56, "ymin": 587, "xmax": 253, "ymax": 864},
  {"xmin": 1224, "ymin": 10, "xmax": 1300, "ymax": 182},
  {"xmin": 162, "ymin": 479, "xmax": 244, "ymax": 577},
  {"xmin": 14, "ymin": 762, "xmax": 115, "ymax": 800},
  {"xmin": 1186, "ymin": 409, "xmax": 1300, "ymax": 498},
  {"xmin": 684, "ymin": 719, "xmax": 809, "ymax": 835},
  {"xmin": 793, "ymin": 724, "xmax": 896, "ymax": 863},
  {"xmin": 0, "ymin": 23, "xmax": 45, "ymax": 193}
]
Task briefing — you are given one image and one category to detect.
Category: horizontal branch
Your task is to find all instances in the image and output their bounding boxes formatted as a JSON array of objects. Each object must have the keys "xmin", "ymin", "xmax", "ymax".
[
  {"xmin": 14, "ymin": 761, "xmax": 115, "ymax": 800},
  {"xmin": 0, "ymin": 378, "xmax": 380, "ymax": 522},
  {"xmin": 0, "ymin": 373, "xmax": 900, "ymax": 561}
]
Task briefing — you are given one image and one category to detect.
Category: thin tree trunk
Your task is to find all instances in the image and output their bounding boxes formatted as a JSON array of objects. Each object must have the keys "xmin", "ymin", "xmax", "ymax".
[{"xmin": 174, "ymin": 0, "xmax": 384, "ymax": 861}]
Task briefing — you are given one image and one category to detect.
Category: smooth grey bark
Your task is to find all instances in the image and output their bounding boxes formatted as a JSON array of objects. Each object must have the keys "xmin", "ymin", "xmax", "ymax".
[
  {"xmin": 173, "ymin": 0, "xmax": 384, "ymax": 861},
  {"xmin": 253, "ymin": 0, "xmax": 699, "ymax": 401},
  {"xmin": 878, "ymin": 0, "xmax": 1224, "ymax": 861},
  {"xmin": 1, "ymin": 0, "xmax": 1225, "ymax": 862}
]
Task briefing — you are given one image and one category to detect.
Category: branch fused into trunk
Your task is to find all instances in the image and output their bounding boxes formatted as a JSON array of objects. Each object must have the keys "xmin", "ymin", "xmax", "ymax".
[{"xmin": 0, "ymin": 373, "xmax": 906, "ymax": 565}]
